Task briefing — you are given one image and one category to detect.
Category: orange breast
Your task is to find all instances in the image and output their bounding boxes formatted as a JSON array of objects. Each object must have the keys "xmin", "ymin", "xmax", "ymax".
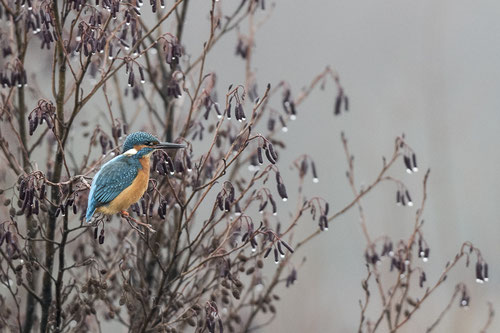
[{"xmin": 97, "ymin": 157, "xmax": 150, "ymax": 215}]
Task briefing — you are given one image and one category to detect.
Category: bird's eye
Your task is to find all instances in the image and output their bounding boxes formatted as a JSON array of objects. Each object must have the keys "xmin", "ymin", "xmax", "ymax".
[{"xmin": 146, "ymin": 141, "xmax": 153, "ymax": 146}]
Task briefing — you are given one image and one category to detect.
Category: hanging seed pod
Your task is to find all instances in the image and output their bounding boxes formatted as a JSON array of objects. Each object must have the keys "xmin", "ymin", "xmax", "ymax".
[
  {"xmin": 264, "ymin": 147, "xmax": 276, "ymax": 164},
  {"xmin": 162, "ymin": 200, "xmax": 168, "ymax": 216},
  {"xmin": 185, "ymin": 154, "xmax": 192, "ymax": 171},
  {"xmin": 319, "ymin": 215, "xmax": 329, "ymax": 231},
  {"xmin": 250, "ymin": 237, "xmax": 258, "ymax": 251},
  {"xmin": 216, "ymin": 193, "xmax": 224, "ymax": 211},
  {"xmin": 268, "ymin": 143, "xmax": 278, "ymax": 161},
  {"xmin": 257, "ymin": 147, "xmax": 263, "ymax": 164},
  {"xmin": 250, "ymin": 154, "xmax": 259, "ymax": 167},
  {"xmin": 140, "ymin": 198, "xmax": 147, "ymax": 216},
  {"xmin": 311, "ymin": 161, "xmax": 319, "ymax": 183},
  {"xmin": 165, "ymin": 154, "xmax": 175, "ymax": 174},
  {"xmin": 108, "ymin": 43, "xmax": 114, "ymax": 59},
  {"xmin": 157, "ymin": 205, "xmax": 164, "ymax": 219},
  {"xmin": 268, "ymin": 117, "xmax": 276, "ymax": 131},
  {"xmin": 157, "ymin": 159, "xmax": 167, "ymax": 175},
  {"xmin": 214, "ymin": 103, "xmax": 222, "ymax": 118},
  {"xmin": 234, "ymin": 202, "xmax": 241, "ymax": 215},
  {"xmin": 263, "ymin": 247, "xmax": 272, "ymax": 258},
  {"xmin": 203, "ymin": 105, "xmax": 211, "ymax": 120},
  {"xmin": 128, "ymin": 69, "xmax": 135, "ymax": 87},
  {"xmin": 32, "ymin": 199, "xmax": 39, "ymax": 215},
  {"xmin": 334, "ymin": 93, "xmax": 342, "ymax": 115},
  {"xmin": 269, "ymin": 195, "xmax": 277, "ymax": 215},
  {"xmin": 300, "ymin": 159, "xmax": 308, "ymax": 177},
  {"xmin": 476, "ymin": 261, "xmax": 484, "ymax": 283},
  {"xmin": 19, "ymin": 179, "xmax": 26, "ymax": 200},
  {"xmin": 258, "ymin": 200, "xmax": 268, "ymax": 213},
  {"xmin": 224, "ymin": 198, "xmax": 231, "ymax": 212},
  {"xmin": 403, "ymin": 155, "xmax": 412, "ymax": 173},
  {"xmin": 174, "ymin": 158, "xmax": 184, "ymax": 173},
  {"xmin": 152, "ymin": 152, "xmax": 159, "ymax": 172},
  {"xmin": 411, "ymin": 153, "xmax": 418, "ymax": 172},
  {"xmin": 279, "ymin": 115, "xmax": 288, "ymax": 132},
  {"xmin": 405, "ymin": 190, "xmax": 413, "ymax": 206},
  {"xmin": 322, "ymin": 202, "xmax": 329, "ymax": 216},
  {"xmin": 277, "ymin": 242, "xmax": 285, "ymax": 257},
  {"xmin": 148, "ymin": 202, "xmax": 154, "ymax": 217},
  {"xmin": 54, "ymin": 206, "xmax": 61, "ymax": 217},
  {"xmin": 277, "ymin": 183, "xmax": 288, "ymax": 201},
  {"xmin": 133, "ymin": 203, "xmax": 141, "ymax": 216},
  {"xmin": 236, "ymin": 103, "xmax": 246, "ymax": 121},
  {"xmin": 99, "ymin": 134, "xmax": 108, "ymax": 155},
  {"xmin": 280, "ymin": 240, "xmax": 294, "ymax": 253},
  {"xmin": 60, "ymin": 203, "xmax": 66, "ymax": 216},
  {"xmin": 289, "ymin": 101, "xmax": 297, "ymax": 119}
]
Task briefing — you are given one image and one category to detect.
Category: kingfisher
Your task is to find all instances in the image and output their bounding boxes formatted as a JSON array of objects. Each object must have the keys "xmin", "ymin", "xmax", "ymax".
[{"xmin": 85, "ymin": 131, "xmax": 185, "ymax": 229}]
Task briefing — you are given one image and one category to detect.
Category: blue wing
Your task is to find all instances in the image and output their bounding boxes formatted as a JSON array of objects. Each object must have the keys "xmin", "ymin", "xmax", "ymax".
[{"xmin": 85, "ymin": 155, "xmax": 140, "ymax": 222}]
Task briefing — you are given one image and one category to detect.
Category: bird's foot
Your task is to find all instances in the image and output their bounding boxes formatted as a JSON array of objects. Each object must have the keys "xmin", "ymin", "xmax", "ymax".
[{"xmin": 120, "ymin": 211, "xmax": 156, "ymax": 233}]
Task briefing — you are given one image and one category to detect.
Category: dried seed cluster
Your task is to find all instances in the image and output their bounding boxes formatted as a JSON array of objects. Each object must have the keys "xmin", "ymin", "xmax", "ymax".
[
  {"xmin": 0, "ymin": 62, "xmax": 28, "ymax": 88},
  {"xmin": 306, "ymin": 200, "xmax": 330, "ymax": 231},
  {"xmin": 295, "ymin": 155, "xmax": 319, "ymax": 183},
  {"xmin": 223, "ymin": 86, "xmax": 247, "ymax": 122},
  {"xmin": 55, "ymin": 197, "xmax": 80, "ymax": 218},
  {"xmin": 334, "ymin": 89, "xmax": 349, "ymax": 115},
  {"xmin": 166, "ymin": 77, "xmax": 182, "ymax": 98},
  {"xmin": 98, "ymin": 131, "xmax": 114, "ymax": 155},
  {"xmin": 399, "ymin": 138, "xmax": 419, "ymax": 174},
  {"xmin": 203, "ymin": 95, "xmax": 222, "ymax": 120},
  {"xmin": 257, "ymin": 191, "xmax": 277, "ymax": 216},
  {"xmin": 271, "ymin": 175, "xmax": 286, "ymax": 205},
  {"xmin": 475, "ymin": 260, "xmax": 489, "ymax": 283},
  {"xmin": 235, "ymin": 37, "xmax": 249, "ymax": 59},
  {"xmin": 282, "ymin": 88, "xmax": 297, "ymax": 119},
  {"xmin": 130, "ymin": 194, "xmax": 170, "ymax": 221},
  {"xmin": 163, "ymin": 36, "xmax": 183, "ymax": 69},
  {"xmin": 396, "ymin": 187, "xmax": 413, "ymax": 207},
  {"xmin": 28, "ymin": 100, "xmax": 55, "ymax": 135},
  {"xmin": 16, "ymin": 175, "xmax": 42, "ymax": 218},
  {"xmin": 216, "ymin": 182, "xmax": 236, "ymax": 213},
  {"xmin": 262, "ymin": 234, "xmax": 294, "ymax": 264}
]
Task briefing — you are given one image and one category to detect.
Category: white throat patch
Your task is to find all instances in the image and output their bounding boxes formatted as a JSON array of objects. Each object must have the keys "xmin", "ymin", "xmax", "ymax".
[{"xmin": 123, "ymin": 148, "xmax": 138, "ymax": 156}]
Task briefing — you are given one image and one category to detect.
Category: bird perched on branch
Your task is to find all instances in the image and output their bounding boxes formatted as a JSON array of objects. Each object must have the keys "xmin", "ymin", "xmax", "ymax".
[{"xmin": 85, "ymin": 132, "xmax": 185, "ymax": 230}]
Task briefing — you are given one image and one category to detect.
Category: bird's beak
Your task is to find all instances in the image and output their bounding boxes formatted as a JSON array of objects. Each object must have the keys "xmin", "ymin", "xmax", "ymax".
[{"xmin": 153, "ymin": 142, "xmax": 186, "ymax": 150}]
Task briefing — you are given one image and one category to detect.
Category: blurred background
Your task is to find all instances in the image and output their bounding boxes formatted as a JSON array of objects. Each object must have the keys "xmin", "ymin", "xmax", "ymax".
[
  {"xmin": 7, "ymin": 0, "xmax": 500, "ymax": 331},
  {"xmin": 180, "ymin": 0, "xmax": 500, "ymax": 331}
]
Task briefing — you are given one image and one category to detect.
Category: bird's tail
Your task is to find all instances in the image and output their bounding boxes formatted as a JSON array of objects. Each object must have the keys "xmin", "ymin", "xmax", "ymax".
[{"xmin": 85, "ymin": 202, "xmax": 96, "ymax": 223}]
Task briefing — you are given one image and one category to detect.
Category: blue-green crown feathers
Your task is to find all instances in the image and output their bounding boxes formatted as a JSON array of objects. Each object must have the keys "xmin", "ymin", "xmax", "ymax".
[{"xmin": 122, "ymin": 132, "xmax": 159, "ymax": 153}]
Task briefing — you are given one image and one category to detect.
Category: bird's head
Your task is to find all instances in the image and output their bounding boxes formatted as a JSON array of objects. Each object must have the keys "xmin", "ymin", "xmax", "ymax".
[{"xmin": 122, "ymin": 132, "xmax": 185, "ymax": 158}]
